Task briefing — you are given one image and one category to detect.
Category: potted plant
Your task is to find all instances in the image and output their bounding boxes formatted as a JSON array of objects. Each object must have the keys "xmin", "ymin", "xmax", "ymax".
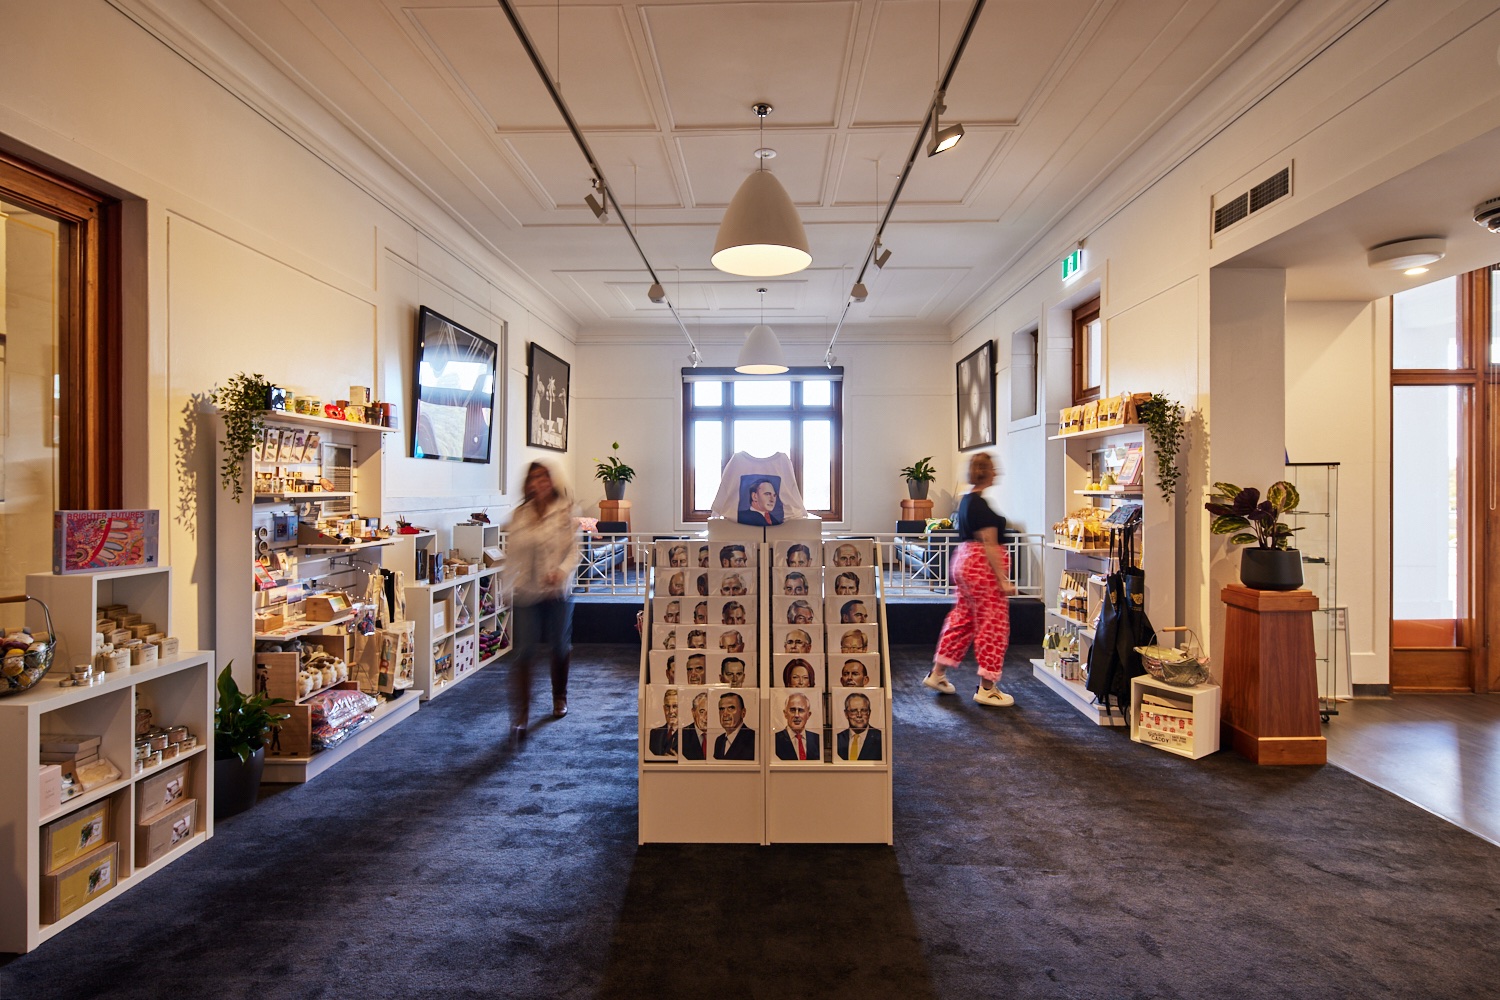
[
  {"xmin": 1204, "ymin": 481, "xmax": 1304, "ymax": 590},
  {"xmin": 1136, "ymin": 393, "xmax": 1186, "ymax": 501},
  {"xmin": 212, "ymin": 371, "xmax": 275, "ymax": 503},
  {"xmin": 899, "ymin": 456, "xmax": 937, "ymax": 500},
  {"xmin": 213, "ymin": 663, "xmax": 289, "ymax": 820},
  {"xmin": 594, "ymin": 441, "xmax": 635, "ymax": 501}
]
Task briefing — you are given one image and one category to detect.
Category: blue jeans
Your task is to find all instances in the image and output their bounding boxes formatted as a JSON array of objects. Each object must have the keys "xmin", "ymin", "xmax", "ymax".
[{"xmin": 510, "ymin": 598, "xmax": 573, "ymax": 724}]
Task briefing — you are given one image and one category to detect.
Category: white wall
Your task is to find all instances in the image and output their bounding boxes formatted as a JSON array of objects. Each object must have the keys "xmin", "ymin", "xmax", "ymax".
[
  {"xmin": 0, "ymin": 1, "xmax": 575, "ymax": 649},
  {"xmin": 948, "ymin": 2, "xmax": 1500, "ymax": 683},
  {"xmin": 570, "ymin": 330, "xmax": 953, "ymax": 533},
  {"xmin": 1285, "ymin": 300, "xmax": 1390, "ymax": 690}
]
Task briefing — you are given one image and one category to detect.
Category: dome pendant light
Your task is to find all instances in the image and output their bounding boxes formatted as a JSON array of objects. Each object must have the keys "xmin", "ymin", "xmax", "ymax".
[
  {"xmin": 712, "ymin": 104, "xmax": 812, "ymax": 277},
  {"xmin": 736, "ymin": 287, "xmax": 789, "ymax": 374}
]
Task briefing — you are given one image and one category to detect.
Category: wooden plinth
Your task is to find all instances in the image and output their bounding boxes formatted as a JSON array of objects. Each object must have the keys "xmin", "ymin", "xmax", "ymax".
[
  {"xmin": 1219, "ymin": 584, "xmax": 1326, "ymax": 765},
  {"xmin": 900, "ymin": 499, "xmax": 934, "ymax": 521},
  {"xmin": 599, "ymin": 499, "xmax": 632, "ymax": 532}
]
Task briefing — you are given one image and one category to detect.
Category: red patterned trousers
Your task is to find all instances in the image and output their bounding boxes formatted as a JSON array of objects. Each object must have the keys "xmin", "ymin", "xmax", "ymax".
[{"xmin": 935, "ymin": 541, "xmax": 1011, "ymax": 682}]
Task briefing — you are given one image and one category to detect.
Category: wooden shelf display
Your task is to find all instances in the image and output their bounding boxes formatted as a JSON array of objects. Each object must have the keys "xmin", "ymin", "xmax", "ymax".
[
  {"xmin": 214, "ymin": 410, "xmax": 421, "ymax": 785},
  {"xmin": 0, "ymin": 648, "xmax": 216, "ymax": 954},
  {"xmin": 405, "ymin": 565, "xmax": 507, "ymax": 700},
  {"xmin": 1038, "ymin": 420, "xmax": 1173, "ymax": 725}
]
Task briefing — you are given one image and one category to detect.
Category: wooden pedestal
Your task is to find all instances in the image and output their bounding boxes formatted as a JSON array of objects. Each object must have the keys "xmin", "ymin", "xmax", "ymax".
[
  {"xmin": 900, "ymin": 499, "xmax": 934, "ymax": 521},
  {"xmin": 1219, "ymin": 585, "xmax": 1326, "ymax": 765},
  {"xmin": 599, "ymin": 500, "xmax": 632, "ymax": 532}
]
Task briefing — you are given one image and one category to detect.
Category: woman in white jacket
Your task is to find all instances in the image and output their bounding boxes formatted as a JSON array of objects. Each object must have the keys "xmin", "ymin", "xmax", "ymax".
[{"xmin": 504, "ymin": 458, "xmax": 580, "ymax": 743}]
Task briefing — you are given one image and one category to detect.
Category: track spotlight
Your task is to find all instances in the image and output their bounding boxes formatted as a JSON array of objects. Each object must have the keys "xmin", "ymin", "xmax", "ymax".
[
  {"xmin": 648, "ymin": 282, "xmax": 667, "ymax": 304},
  {"xmin": 585, "ymin": 179, "xmax": 608, "ymax": 220},
  {"xmin": 874, "ymin": 242, "xmax": 892, "ymax": 269},
  {"xmin": 850, "ymin": 282, "xmax": 868, "ymax": 302},
  {"xmin": 927, "ymin": 91, "xmax": 964, "ymax": 157}
]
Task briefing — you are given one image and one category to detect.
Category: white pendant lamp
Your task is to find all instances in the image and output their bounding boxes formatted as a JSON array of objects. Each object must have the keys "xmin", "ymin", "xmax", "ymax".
[
  {"xmin": 712, "ymin": 104, "xmax": 812, "ymax": 278},
  {"xmin": 736, "ymin": 287, "xmax": 789, "ymax": 374}
]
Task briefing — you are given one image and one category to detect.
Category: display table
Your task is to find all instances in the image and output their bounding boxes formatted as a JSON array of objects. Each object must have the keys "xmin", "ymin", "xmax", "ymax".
[{"xmin": 1219, "ymin": 584, "xmax": 1326, "ymax": 765}]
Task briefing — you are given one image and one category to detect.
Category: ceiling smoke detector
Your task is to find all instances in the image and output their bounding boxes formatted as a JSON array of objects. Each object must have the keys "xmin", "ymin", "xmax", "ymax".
[{"xmin": 1475, "ymin": 196, "xmax": 1500, "ymax": 232}]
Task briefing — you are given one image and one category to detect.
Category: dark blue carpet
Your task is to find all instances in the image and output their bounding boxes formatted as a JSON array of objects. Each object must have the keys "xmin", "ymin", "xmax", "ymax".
[{"xmin": 3, "ymin": 644, "xmax": 1498, "ymax": 998}]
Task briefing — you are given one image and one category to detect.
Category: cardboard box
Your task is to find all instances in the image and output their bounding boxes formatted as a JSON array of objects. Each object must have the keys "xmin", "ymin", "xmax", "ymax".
[
  {"xmin": 137, "ymin": 760, "xmax": 189, "ymax": 821},
  {"xmin": 41, "ymin": 841, "xmax": 118, "ymax": 922},
  {"xmin": 42, "ymin": 800, "xmax": 110, "ymax": 874},
  {"xmin": 54, "ymin": 509, "xmax": 159, "ymax": 574},
  {"xmin": 39, "ymin": 764, "xmax": 63, "ymax": 815},
  {"xmin": 137, "ymin": 798, "xmax": 197, "ymax": 866},
  {"xmin": 305, "ymin": 592, "xmax": 351, "ymax": 622}
]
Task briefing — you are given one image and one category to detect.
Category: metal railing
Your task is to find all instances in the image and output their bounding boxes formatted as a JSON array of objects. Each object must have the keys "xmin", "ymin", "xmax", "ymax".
[{"xmin": 520, "ymin": 530, "xmax": 1047, "ymax": 600}]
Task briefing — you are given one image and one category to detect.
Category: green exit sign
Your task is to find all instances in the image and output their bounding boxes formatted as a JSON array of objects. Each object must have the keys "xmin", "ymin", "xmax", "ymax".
[{"xmin": 1061, "ymin": 248, "xmax": 1084, "ymax": 281}]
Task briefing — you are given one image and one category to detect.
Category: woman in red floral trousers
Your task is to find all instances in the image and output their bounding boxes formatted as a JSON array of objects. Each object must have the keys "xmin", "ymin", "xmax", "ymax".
[{"xmin": 925, "ymin": 452, "xmax": 1017, "ymax": 707}]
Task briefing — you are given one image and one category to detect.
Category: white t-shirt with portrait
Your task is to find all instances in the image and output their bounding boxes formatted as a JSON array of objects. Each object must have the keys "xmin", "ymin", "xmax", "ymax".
[{"xmin": 711, "ymin": 451, "xmax": 807, "ymax": 520}]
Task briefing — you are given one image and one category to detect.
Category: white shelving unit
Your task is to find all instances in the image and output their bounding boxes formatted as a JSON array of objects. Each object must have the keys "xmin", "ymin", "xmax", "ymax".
[
  {"xmin": 1037, "ymin": 422, "xmax": 1173, "ymax": 726},
  {"xmin": 1129, "ymin": 674, "xmax": 1221, "ymax": 759},
  {"xmin": 215, "ymin": 410, "xmax": 420, "ymax": 784},
  {"xmin": 25, "ymin": 566, "xmax": 175, "ymax": 674},
  {"xmin": 0, "ymin": 649, "xmax": 216, "ymax": 954},
  {"xmin": 405, "ymin": 565, "xmax": 507, "ymax": 700}
]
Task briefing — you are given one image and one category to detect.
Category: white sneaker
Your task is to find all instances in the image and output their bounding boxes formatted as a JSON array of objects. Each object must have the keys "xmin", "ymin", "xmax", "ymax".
[
  {"xmin": 923, "ymin": 671, "xmax": 956, "ymax": 695},
  {"xmin": 974, "ymin": 685, "xmax": 1014, "ymax": 707}
]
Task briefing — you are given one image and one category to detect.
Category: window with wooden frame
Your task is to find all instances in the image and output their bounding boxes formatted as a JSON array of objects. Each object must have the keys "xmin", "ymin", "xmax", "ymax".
[
  {"xmin": 682, "ymin": 368, "xmax": 843, "ymax": 522},
  {"xmin": 1072, "ymin": 296, "xmax": 1102, "ymax": 404}
]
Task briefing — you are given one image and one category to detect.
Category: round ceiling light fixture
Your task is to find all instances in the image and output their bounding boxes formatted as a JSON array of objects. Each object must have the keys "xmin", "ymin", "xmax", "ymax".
[
  {"xmin": 712, "ymin": 104, "xmax": 812, "ymax": 278},
  {"xmin": 1475, "ymin": 196, "xmax": 1500, "ymax": 232},
  {"xmin": 1367, "ymin": 237, "xmax": 1446, "ymax": 275}
]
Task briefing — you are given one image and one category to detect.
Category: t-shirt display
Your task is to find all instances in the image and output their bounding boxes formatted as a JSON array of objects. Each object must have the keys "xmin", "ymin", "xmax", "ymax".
[{"xmin": 711, "ymin": 452, "xmax": 806, "ymax": 524}]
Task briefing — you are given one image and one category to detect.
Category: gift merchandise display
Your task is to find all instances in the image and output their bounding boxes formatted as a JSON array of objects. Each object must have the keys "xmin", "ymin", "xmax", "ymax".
[
  {"xmin": 39, "ymin": 733, "xmax": 121, "ymax": 802},
  {"xmin": 1057, "ymin": 391, "xmax": 1152, "ymax": 436},
  {"xmin": 255, "ymin": 637, "xmax": 352, "ymax": 701},
  {"xmin": 92, "ymin": 601, "xmax": 179, "ymax": 676},
  {"xmin": 52, "ymin": 509, "xmax": 160, "ymax": 575},
  {"xmin": 2, "ymin": 625, "xmax": 54, "ymax": 691},
  {"xmin": 132, "ymin": 704, "xmax": 201, "ymax": 775},
  {"xmin": 306, "ymin": 687, "xmax": 380, "ymax": 750}
]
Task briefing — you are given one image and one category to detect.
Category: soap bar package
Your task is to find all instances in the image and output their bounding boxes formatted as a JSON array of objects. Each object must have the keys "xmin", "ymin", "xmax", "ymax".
[{"xmin": 41, "ymin": 842, "xmax": 118, "ymax": 922}]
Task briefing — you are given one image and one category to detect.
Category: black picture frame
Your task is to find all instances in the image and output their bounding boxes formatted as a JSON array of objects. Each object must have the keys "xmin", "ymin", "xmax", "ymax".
[
  {"xmin": 956, "ymin": 341, "xmax": 996, "ymax": 450},
  {"xmin": 411, "ymin": 306, "xmax": 499, "ymax": 464},
  {"xmin": 527, "ymin": 343, "xmax": 570, "ymax": 451}
]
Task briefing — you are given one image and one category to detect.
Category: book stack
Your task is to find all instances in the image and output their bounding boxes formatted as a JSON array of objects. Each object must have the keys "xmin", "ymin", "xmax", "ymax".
[{"xmin": 39, "ymin": 733, "xmax": 121, "ymax": 797}]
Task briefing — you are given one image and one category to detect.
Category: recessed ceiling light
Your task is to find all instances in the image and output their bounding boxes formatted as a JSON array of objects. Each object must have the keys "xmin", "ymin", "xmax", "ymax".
[
  {"xmin": 1403, "ymin": 267, "xmax": 1429, "ymax": 276},
  {"xmin": 1367, "ymin": 237, "xmax": 1445, "ymax": 272}
]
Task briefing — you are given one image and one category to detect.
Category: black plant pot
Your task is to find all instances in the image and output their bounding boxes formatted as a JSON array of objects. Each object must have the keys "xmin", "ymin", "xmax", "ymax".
[
  {"xmin": 906, "ymin": 480, "xmax": 930, "ymax": 501},
  {"xmin": 214, "ymin": 745, "xmax": 266, "ymax": 820},
  {"xmin": 1239, "ymin": 548, "xmax": 1304, "ymax": 591},
  {"xmin": 604, "ymin": 481, "xmax": 627, "ymax": 502}
]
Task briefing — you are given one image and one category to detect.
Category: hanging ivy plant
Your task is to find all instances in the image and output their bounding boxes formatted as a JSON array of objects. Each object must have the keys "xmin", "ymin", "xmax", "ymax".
[
  {"xmin": 1136, "ymin": 393, "xmax": 1186, "ymax": 501},
  {"xmin": 212, "ymin": 372, "xmax": 274, "ymax": 503}
]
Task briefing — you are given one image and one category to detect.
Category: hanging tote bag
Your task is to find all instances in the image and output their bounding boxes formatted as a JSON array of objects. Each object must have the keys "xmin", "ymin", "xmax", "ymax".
[{"xmin": 1085, "ymin": 521, "xmax": 1154, "ymax": 718}]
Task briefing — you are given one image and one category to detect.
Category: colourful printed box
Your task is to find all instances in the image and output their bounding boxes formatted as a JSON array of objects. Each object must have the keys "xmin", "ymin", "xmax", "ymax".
[{"xmin": 53, "ymin": 509, "xmax": 160, "ymax": 575}]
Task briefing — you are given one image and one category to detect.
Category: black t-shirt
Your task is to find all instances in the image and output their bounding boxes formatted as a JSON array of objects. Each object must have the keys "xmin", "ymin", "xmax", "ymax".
[{"xmin": 956, "ymin": 492, "xmax": 1007, "ymax": 542}]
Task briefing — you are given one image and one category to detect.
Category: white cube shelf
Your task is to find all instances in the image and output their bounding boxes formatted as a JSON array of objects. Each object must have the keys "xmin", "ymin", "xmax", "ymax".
[{"xmin": 1129, "ymin": 674, "xmax": 1221, "ymax": 759}]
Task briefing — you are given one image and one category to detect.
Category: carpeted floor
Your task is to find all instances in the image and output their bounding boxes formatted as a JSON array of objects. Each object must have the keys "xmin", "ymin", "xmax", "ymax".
[{"xmin": 3, "ymin": 644, "xmax": 1498, "ymax": 998}]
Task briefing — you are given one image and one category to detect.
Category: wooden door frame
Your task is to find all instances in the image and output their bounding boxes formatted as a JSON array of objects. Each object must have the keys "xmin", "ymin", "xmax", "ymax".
[{"xmin": 0, "ymin": 151, "xmax": 120, "ymax": 509}]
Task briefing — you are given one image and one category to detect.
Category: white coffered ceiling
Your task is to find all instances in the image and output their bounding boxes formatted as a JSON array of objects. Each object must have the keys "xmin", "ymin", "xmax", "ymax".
[{"xmin": 123, "ymin": 0, "xmax": 1352, "ymax": 332}]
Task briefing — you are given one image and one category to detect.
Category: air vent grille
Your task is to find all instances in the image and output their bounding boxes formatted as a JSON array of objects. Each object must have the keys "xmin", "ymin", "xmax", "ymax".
[
  {"xmin": 1249, "ymin": 168, "xmax": 1290, "ymax": 212},
  {"xmin": 1214, "ymin": 194, "xmax": 1248, "ymax": 233},
  {"xmin": 1212, "ymin": 163, "xmax": 1293, "ymax": 236}
]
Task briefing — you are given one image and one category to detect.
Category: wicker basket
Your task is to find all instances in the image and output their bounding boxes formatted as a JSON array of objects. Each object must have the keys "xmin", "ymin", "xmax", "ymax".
[
  {"xmin": 1135, "ymin": 626, "xmax": 1211, "ymax": 687},
  {"xmin": 0, "ymin": 595, "xmax": 57, "ymax": 696}
]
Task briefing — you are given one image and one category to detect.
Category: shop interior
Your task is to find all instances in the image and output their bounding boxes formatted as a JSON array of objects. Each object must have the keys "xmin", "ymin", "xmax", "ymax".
[{"xmin": 3, "ymin": 1, "xmax": 1500, "ymax": 995}]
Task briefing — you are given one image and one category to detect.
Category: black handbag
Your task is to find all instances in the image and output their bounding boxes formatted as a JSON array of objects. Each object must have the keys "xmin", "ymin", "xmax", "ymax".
[{"xmin": 1085, "ymin": 518, "xmax": 1153, "ymax": 719}]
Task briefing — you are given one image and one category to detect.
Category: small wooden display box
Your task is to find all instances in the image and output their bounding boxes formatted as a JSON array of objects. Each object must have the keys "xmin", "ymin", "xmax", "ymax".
[
  {"xmin": 1130, "ymin": 674, "xmax": 1220, "ymax": 759},
  {"xmin": 1219, "ymin": 585, "xmax": 1326, "ymax": 765}
]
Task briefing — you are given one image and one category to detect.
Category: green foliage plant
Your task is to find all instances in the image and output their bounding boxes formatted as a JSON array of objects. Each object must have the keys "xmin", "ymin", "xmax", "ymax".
[
  {"xmin": 593, "ymin": 442, "xmax": 636, "ymax": 484},
  {"xmin": 898, "ymin": 457, "xmax": 937, "ymax": 483},
  {"xmin": 214, "ymin": 663, "xmax": 290, "ymax": 764},
  {"xmin": 1136, "ymin": 393, "xmax": 1186, "ymax": 501},
  {"xmin": 212, "ymin": 372, "xmax": 274, "ymax": 503},
  {"xmin": 1204, "ymin": 481, "xmax": 1302, "ymax": 549}
]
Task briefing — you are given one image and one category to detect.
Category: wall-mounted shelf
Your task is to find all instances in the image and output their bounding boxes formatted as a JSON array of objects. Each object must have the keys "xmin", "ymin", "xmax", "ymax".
[
  {"xmin": 1048, "ymin": 423, "xmax": 1143, "ymax": 442},
  {"xmin": 254, "ymin": 613, "xmax": 354, "ymax": 641},
  {"xmin": 254, "ymin": 410, "xmax": 397, "ymax": 434}
]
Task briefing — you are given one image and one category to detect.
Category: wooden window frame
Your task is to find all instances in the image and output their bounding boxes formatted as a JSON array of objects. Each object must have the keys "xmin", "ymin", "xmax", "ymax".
[
  {"xmin": 0, "ymin": 151, "xmax": 121, "ymax": 509},
  {"xmin": 681, "ymin": 370, "xmax": 843, "ymax": 523},
  {"xmin": 1072, "ymin": 296, "xmax": 1101, "ymax": 405}
]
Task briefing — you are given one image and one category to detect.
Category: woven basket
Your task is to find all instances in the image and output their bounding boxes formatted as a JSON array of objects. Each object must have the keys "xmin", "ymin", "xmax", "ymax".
[{"xmin": 0, "ymin": 595, "xmax": 57, "ymax": 696}]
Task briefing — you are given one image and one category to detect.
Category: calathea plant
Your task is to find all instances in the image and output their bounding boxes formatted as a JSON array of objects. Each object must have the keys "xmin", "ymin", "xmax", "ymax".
[{"xmin": 1204, "ymin": 481, "xmax": 1301, "ymax": 549}]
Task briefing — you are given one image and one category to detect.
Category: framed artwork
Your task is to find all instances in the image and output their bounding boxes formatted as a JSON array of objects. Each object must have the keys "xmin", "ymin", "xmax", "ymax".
[
  {"xmin": 413, "ymin": 306, "xmax": 499, "ymax": 464},
  {"xmin": 526, "ymin": 343, "xmax": 570, "ymax": 452},
  {"xmin": 957, "ymin": 341, "xmax": 996, "ymax": 450}
]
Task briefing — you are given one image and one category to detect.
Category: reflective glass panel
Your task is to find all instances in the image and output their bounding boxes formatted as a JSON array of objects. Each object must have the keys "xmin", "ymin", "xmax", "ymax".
[
  {"xmin": 802, "ymin": 380, "xmax": 832, "ymax": 406},
  {"xmin": 733, "ymin": 381, "xmax": 792, "ymax": 406},
  {"xmin": 693, "ymin": 420, "xmax": 722, "ymax": 510},
  {"xmin": 692, "ymin": 381, "xmax": 723, "ymax": 407},
  {"xmin": 733, "ymin": 419, "xmax": 792, "ymax": 458},
  {"xmin": 1391, "ymin": 385, "xmax": 1466, "ymax": 640},
  {"xmin": 1392, "ymin": 275, "xmax": 1459, "ymax": 370},
  {"xmin": 802, "ymin": 420, "xmax": 832, "ymax": 510}
]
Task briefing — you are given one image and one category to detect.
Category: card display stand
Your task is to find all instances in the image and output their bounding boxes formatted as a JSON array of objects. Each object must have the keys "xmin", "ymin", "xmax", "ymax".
[
  {"xmin": 0, "ymin": 646, "xmax": 215, "ymax": 953},
  {"xmin": 636, "ymin": 519, "xmax": 893, "ymax": 845}
]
